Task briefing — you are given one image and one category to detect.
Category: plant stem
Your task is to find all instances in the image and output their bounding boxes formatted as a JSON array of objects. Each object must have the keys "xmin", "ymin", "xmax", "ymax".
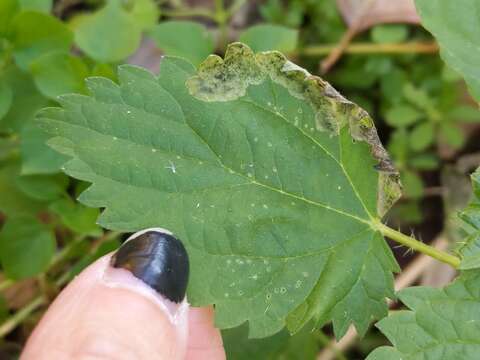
[
  {"xmin": 375, "ymin": 222, "xmax": 461, "ymax": 268},
  {"xmin": 50, "ymin": 234, "xmax": 87, "ymax": 267},
  {"xmin": 214, "ymin": 0, "xmax": 228, "ymax": 51},
  {"xmin": 162, "ymin": 8, "xmax": 216, "ymax": 20},
  {"xmin": 227, "ymin": 0, "xmax": 247, "ymax": 16},
  {"xmin": 0, "ymin": 231, "xmax": 122, "ymax": 338},
  {"xmin": 319, "ymin": 0, "xmax": 376, "ymax": 73},
  {"xmin": 300, "ymin": 42, "xmax": 439, "ymax": 56},
  {"xmin": 0, "ymin": 296, "xmax": 45, "ymax": 338}
]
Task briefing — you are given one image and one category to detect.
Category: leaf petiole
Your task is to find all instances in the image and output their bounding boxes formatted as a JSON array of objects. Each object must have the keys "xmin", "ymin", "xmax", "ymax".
[{"xmin": 374, "ymin": 221, "xmax": 461, "ymax": 268}]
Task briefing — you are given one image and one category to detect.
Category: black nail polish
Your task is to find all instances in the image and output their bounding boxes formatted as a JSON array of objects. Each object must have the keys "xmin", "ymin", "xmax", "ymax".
[{"xmin": 112, "ymin": 229, "xmax": 189, "ymax": 303}]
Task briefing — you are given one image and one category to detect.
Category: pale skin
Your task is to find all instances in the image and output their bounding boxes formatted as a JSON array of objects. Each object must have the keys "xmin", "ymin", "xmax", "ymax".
[{"xmin": 21, "ymin": 254, "xmax": 226, "ymax": 360}]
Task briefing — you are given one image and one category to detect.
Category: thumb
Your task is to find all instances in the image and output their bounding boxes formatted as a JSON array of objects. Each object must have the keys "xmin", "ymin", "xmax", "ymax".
[{"xmin": 21, "ymin": 229, "xmax": 225, "ymax": 360}]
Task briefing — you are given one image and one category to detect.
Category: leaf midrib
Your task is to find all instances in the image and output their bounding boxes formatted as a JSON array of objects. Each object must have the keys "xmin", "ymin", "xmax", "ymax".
[
  {"xmin": 160, "ymin": 61, "xmax": 376, "ymax": 225},
  {"xmin": 259, "ymin": 81, "xmax": 375, "ymax": 222}
]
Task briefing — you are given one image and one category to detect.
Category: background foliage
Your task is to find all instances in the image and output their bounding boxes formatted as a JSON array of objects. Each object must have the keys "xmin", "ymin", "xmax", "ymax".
[{"xmin": 0, "ymin": 0, "xmax": 479, "ymax": 359}]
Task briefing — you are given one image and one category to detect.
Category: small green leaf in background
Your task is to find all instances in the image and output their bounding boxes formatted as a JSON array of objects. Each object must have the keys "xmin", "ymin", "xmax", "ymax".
[
  {"xmin": 415, "ymin": 0, "xmax": 480, "ymax": 102},
  {"xmin": 49, "ymin": 198, "xmax": 101, "ymax": 236},
  {"xmin": 15, "ymin": 173, "xmax": 68, "ymax": 201},
  {"xmin": 239, "ymin": 24, "xmax": 298, "ymax": 52},
  {"xmin": 30, "ymin": 51, "xmax": 89, "ymax": 99},
  {"xmin": 393, "ymin": 201, "xmax": 423, "ymax": 224},
  {"xmin": 448, "ymin": 105, "xmax": 480, "ymax": 123},
  {"xmin": 148, "ymin": 21, "xmax": 214, "ymax": 66},
  {"xmin": 128, "ymin": 0, "xmax": 159, "ymax": 31},
  {"xmin": 0, "ymin": 215, "xmax": 55, "ymax": 279},
  {"xmin": 402, "ymin": 83, "xmax": 433, "ymax": 112},
  {"xmin": 401, "ymin": 170, "xmax": 424, "ymax": 199},
  {"xmin": 0, "ymin": 296, "xmax": 9, "ymax": 323},
  {"xmin": 409, "ymin": 153, "xmax": 439, "ymax": 170},
  {"xmin": 385, "ymin": 104, "xmax": 422, "ymax": 127},
  {"xmin": 10, "ymin": 11, "xmax": 73, "ymax": 70},
  {"xmin": 19, "ymin": 0, "xmax": 52, "ymax": 13},
  {"xmin": 223, "ymin": 322, "xmax": 317, "ymax": 360},
  {"xmin": 0, "ymin": 66, "xmax": 48, "ymax": 133},
  {"xmin": 456, "ymin": 168, "xmax": 480, "ymax": 270},
  {"xmin": 0, "ymin": 81, "xmax": 13, "ymax": 120},
  {"xmin": 380, "ymin": 68, "xmax": 407, "ymax": 102},
  {"xmin": 409, "ymin": 122, "xmax": 434, "ymax": 151},
  {"xmin": 91, "ymin": 63, "xmax": 117, "ymax": 81},
  {"xmin": 371, "ymin": 25, "xmax": 408, "ymax": 44},
  {"xmin": 39, "ymin": 43, "xmax": 401, "ymax": 339},
  {"xmin": 439, "ymin": 122, "xmax": 465, "ymax": 149},
  {"xmin": 364, "ymin": 57, "xmax": 393, "ymax": 77},
  {"xmin": 367, "ymin": 271, "xmax": 480, "ymax": 360},
  {"xmin": 20, "ymin": 120, "xmax": 69, "ymax": 174},
  {"xmin": 0, "ymin": 161, "xmax": 46, "ymax": 216},
  {"xmin": 73, "ymin": 0, "xmax": 141, "ymax": 63},
  {"xmin": 0, "ymin": 0, "xmax": 19, "ymax": 36},
  {"xmin": 0, "ymin": 138, "xmax": 18, "ymax": 162},
  {"xmin": 387, "ymin": 129, "xmax": 408, "ymax": 168}
]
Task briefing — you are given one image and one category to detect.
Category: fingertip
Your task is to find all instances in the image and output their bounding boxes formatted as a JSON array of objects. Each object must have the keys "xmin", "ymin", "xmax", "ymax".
[
  {"xmin": 186, "ymin": 307, "xmax": 226, "ymax": 360},
  {"xmin": 22, "ymin": 255, "xmax": 189, "ymax": 360}
]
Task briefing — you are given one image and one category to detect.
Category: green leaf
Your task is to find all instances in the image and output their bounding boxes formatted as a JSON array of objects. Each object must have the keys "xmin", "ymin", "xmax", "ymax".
[
  {"xmin": 0, "ymin": 0, "xmax": 19, "ymax": 36},
  {"xmin": 15, "ymin": 173, "xmax": 68, "ymax": 201},
  {"xmin": 0, "ymin": 137, "xmax": 18, "ymax": 162},
  {"xmin": 73, "ymin": 0, "xmax": 141, "ymax": 62},
  {"xmin": 30, "ymin": 51, "xmax": 89, "ymax": 99},
  {"xmin": 409, "ymin": 122, "xmax": 434, "ymax": 151},
  {"xmin": 49, "ymin": 198, "xmax": 101, "ymax": 236},
  {"xmin": 148, "ymin": 21, "xmax": 214, "ymax": 66},
  {"xmin": 0, "ymin": 215, "xmax": 55, "ymax": 279},
  {"xmin": 371, "ymin": 25, "xmax": 408, "ymax": 44},
  {"xmin": 0, "ymin": 79, "xmax": 13, "ymax": 120},
  {"xmin": 409, "ymin": 154, "xmax": 439, "ymax": 170},
  {"xmin": 367, "ymin": 271, "xmax": 480, "ymax": 360},
  {"xmin": 402, "ymin": 83, "xmax": 433, "ymax": 112},
  {"xmin": 392, "ymin": 201, "xmax": 423, "ymax": 224},
  {"xmin": 19, "ymin": 0, "xmax": 52, "ymax": 13},
  {"xmin": 223, "ymin": 322, "xmax": 318, "ymax": 359},
  {"xmin": 0, "ymin": 160, "xmax": 46, "ymax": 216},
  {"xmin": 448, "ymin": 105, "xmax": 480, "ymax": 123},
  {"xmin": 385, "ymin": 105, "xmax": 422, "ymax": 127},
  {"xmin": 91, "ymin": 63, "xmax": 117, "ymax": 81},
  {"xmin": 239, "ymin": 24, "xmax": 298, "ymax": 53},
  {"xmin": 364, "ymin": 57, "xmax": 393, "ymax": 77},
  {"xmin": 20, "ymin": 120, "xmax": 69, "ymax": 174},
  {"xmin": 128, "ymin": 0, "xmax": 159, "ymax": 30},
  {"xmin": 39, "ymin": 43, "xmax": 401, "ymax": 338},
  {"xmin": 401, "ymin": 170, "xmax": 424, "ymax": 199},
  {"xmin": 457, "ymin": 168, "xmax": 480, "ymax": 270},
  {"xmin": 387, "ymin": 129, "xmax": 408, "ymax": 169},
  {"xmin": 439, "ymin": 123, "xmax": 465, "ymax": 149},
  {"xmin": 10, "ymin": 11, "xmax": 73, "ymax": 70},
  {"xmin": 380, "ymin": 69, "xmax": 407, "ymax": 103},
  {"xmin": 0, "ymin": 65, "xmax": 48, "ymax": 133},
  {"xmin": 415, "ymin": 0, "xmax": 480, "ymax": 102}
]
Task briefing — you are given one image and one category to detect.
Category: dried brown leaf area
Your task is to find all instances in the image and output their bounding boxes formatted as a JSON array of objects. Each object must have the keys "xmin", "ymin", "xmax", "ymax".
[{"xmin": 336, "ymin": 0, "xmax": 420, "ymax": 31}]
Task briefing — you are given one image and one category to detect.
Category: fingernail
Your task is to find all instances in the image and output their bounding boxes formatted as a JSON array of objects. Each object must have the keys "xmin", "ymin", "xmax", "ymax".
[{"xmin": 111, "ymin": 228, "xmax": 189, "ymax": 303}]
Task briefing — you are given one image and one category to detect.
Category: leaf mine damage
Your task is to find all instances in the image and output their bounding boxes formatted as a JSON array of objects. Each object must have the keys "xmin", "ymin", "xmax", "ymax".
[
  {"xmin": 187, "ymin": 42, "xmax": 401, "ymax": 217},
  {"xmin": 38, "ymin": 42, "xmax": 402, "ymax": 339}
]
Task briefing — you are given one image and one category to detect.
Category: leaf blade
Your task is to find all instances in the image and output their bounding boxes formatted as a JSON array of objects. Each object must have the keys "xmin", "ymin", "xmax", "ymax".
[
  {"xmin": 39, "ymin": 43, "xmax": 401, "ymax": 338},
  {"xmin": 415, "ymin": 0, "xmax": 480, "ymax": 102}
]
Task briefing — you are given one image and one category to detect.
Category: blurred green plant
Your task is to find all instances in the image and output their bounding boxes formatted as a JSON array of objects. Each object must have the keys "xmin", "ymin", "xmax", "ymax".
[{"xmin": 0, "ymin": 0, "xmax": 479, "ymax": 359}]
